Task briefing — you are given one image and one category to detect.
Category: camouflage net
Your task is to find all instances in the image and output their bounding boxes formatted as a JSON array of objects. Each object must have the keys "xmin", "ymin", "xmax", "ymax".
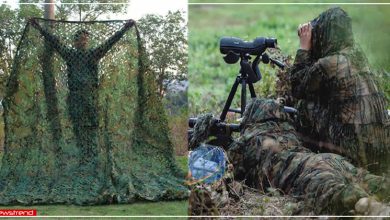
[{"xmin": 0, "ymin": 18, "xmax": 187, "ymax": 205}]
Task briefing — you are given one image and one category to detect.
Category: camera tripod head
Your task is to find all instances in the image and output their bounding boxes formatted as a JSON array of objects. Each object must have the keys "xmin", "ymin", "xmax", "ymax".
[
  {"xmin": 217, "ymin": 36, "xmax": 288, "ymax": 122},
  {"xmin": 188, "ymin": 36, "xmax": 297, "ymax": 151},
  {"xmin": 220, "ymin": 36, "xmax": 284, "ymax": 84}
]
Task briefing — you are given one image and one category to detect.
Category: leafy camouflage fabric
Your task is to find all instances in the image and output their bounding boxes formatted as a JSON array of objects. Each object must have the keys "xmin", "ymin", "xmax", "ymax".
[
  {"xmin": 289, "ymin": 7, "xmax": 390, "ymax": 175},
  {"xmin": 228, "ymin": 98, "xmax": 389, "ymax": 214},
  {"xmin": 0, "ymin": 18, "xmax": 187, "ymax": 205},
  {"xmin": 188, "ymin": 184, "xmax": 220, "ymax": 217},
  {"xmin": 188, "ymin": 153, "xmax": 237, "ymax": 217},
  {"xmin": 188, "ymin": 114, "xmax": 218, "ymax": 150}
]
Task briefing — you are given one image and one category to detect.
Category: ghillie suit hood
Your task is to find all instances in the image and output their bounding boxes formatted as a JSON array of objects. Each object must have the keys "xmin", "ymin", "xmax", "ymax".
[
  {"xmin": 310, "ymin": 7, "xmax": 354, "ymax": 60},
  {"xmin": 309, "ymin": 7, "xmax": 372, "ymax": 79}
]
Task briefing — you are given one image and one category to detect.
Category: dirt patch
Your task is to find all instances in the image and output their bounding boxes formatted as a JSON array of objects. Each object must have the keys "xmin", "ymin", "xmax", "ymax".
[{"xmin": 219, "ymin": 186, "xmax": 313, "ymax": 218}]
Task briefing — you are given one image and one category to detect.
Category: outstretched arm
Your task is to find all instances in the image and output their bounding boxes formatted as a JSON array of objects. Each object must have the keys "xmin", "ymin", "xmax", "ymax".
[
  {"xmin": 30, "ymin": 19, "xmax": 71, "ymax": 60},
  {"xmin": 92, "ymin": 19, "xmax": 135, "ymax": 60}
]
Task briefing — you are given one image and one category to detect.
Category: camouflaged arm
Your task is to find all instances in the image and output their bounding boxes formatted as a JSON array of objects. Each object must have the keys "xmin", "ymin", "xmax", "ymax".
[
  {"xmin": 289, "ymin": 50, "xmax": 329, "ymax": 99},
  {"xmin": 33, "ymin": 24, "xmax": 71, "ymax": 60},
  {"xmin": 293, "ymin": 49, "xmax": 311, "ymax": 66},
  {"xmin": 92, "ymin": 23, "xmax": 133, "ymax": 60}
]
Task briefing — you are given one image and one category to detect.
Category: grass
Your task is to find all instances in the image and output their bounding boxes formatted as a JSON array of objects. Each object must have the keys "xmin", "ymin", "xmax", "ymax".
[
  {"xmin": 0, "ymin": 154, "xmax": 189, "ymax": 216},
  {"xmin": 188, "ymin": 4, "xmax": 390, "ymax": 115}
]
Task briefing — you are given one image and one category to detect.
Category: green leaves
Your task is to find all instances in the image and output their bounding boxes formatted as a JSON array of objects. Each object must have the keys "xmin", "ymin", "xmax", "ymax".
[
  {"xmin": 137, "ymin": 11, "xmax": 187, "ymax": 96},
  {"xmin": 55, "ymin": 0, "xmax": 127, "ymax": 21}
]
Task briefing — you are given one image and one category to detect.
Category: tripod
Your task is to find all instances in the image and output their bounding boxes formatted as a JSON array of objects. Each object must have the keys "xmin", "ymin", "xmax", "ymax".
[{"xmin": 220, "ymin": 54, "xmax": 259, "ymax": 122}]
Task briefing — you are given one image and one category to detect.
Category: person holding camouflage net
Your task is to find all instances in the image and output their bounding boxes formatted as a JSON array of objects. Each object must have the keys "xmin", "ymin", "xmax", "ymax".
[
  {"xmin": 228, "ymin": 98, "xmax": 389, "ymax": 215},
  {"xmin": 30, "ymin": 19, "xmax": 134, "ymax": 162},
  {"xmin": 289, "ymin": 7, "xmax": 390, "ymax": 176}
]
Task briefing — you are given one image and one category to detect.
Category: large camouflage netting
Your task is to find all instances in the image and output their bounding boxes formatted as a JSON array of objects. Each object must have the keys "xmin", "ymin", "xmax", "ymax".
[{"xmin": 0, "ymin": 18, "xmax": 188, "ymax": 205}]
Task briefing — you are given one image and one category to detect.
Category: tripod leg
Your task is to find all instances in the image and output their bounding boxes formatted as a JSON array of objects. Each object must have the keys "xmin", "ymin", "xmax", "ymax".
[
  {"xmin": 248, "ymin": 83, "xmax": 256, "ymax": 98},
  {"xmin": 241, "ymin": 78, "xmax": 246, "ymax": 117},
  {"xmin": 220, "ymin": 77, "xmax": 240, "ymax": 121}
]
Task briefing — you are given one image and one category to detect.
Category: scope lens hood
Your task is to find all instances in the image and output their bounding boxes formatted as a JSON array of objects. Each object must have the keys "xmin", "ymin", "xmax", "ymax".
[{"xmin": 223, "ymin": 51, "xmax": 240, "ymax": 64}]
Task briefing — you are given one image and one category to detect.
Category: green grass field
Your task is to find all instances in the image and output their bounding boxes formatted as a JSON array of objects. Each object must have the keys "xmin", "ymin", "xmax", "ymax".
[
  {"xmin": 0, "ymin": 152, "xmax": 188, "ymax": 216},
  {"xmin": 188, "ymin": 3, "xmax": 390, "ymax": 115}
]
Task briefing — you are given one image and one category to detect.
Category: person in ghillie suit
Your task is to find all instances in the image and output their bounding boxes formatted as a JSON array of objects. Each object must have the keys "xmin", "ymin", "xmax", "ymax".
[
  {"xmin": 228, "ymin": 98, "xmax": 390, "ymax": 215},
  {"xmin": 188, "ymin": 7, "xmax": 390, "ymax": 216},
  {"xmin": 289, "ymin": 7, "xmax": 390, "ymax": 176}
]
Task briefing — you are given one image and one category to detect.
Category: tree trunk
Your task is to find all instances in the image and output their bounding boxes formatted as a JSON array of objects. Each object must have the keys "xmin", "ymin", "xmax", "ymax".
[
  {"xmin": 44, "ymin": 0, "xmax": 55, "ymax": 20},
  {"xmin": 42, "ymin": 0, "xmax": 63, "ymax": 149}
]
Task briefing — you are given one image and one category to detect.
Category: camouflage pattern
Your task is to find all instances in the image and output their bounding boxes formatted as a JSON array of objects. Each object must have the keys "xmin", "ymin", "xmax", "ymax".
[
  {"xmin": 0, "ymin": 19, "xmax": 188, "ymax": 205},
  {"xmin": 228, "ymin": 98, "xmax": 389, "ymax": 214},
  {"xmin": 188, "ymin": 184, "xmax": 220, "ymax": 217},
  {"xmin": 34, "ymin": 20, "xmax": 132, "ymax": 163},
  {"xmin": 188, "ymin": 114, "xmax": 217, "ymax": 150},
  {"xmin": 188, "ymin": 151, "xmax": 234, "ymax": 217},
  {"xmin": 289, "ymin": 7, "xmax": 390, "ymax": 175}
]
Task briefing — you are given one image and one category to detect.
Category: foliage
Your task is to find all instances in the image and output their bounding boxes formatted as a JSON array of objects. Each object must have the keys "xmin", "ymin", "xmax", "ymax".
[
  {"xmin": 55, "ymin": 0, "xmax": 127, "ymax": 21},
  {"xmin": 175, "ymin": 155, "xmax": 188, "ymax": 174},
  {"xmin": 167, "ymin": 110, "xmax": 189, "ymax": 156},
  {"xmin": 188, "ymin": 4, "xmax": 390, "ymax": 116},
  {"xmin": 137, "ymin": 11, "xmax": 188, "ymax": 96},
  {"xmin": 0, "ymin": 4, "xmax": 187, "ymax": 100},
  {"xmin": 0, "ymin": 3, "xmax": 42, "ymax": 97}
]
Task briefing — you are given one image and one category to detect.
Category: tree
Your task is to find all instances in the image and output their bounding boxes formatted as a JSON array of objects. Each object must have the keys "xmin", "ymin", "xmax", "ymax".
[
  {"xmin": 0, "ymin": 3, "xmax": 42, "ymax": 97},
  {"xmin": 137, "ymin": 11, "xmax": 187, "ymax": 97},
  {"xmin": 55, "ymin": 0, "xmax": 127, "ymax": 21}
]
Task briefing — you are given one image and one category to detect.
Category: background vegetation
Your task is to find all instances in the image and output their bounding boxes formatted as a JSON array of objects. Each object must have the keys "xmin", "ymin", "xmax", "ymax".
[{"xmin": 188, "ymin": 3, "xmax": 390, "ymax": 117}]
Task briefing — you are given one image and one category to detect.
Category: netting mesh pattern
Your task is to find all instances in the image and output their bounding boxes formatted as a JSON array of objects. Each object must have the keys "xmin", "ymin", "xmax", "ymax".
[{"xmin": 0, "ymin": 18, "xmax": 188, "ymax": 205}]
